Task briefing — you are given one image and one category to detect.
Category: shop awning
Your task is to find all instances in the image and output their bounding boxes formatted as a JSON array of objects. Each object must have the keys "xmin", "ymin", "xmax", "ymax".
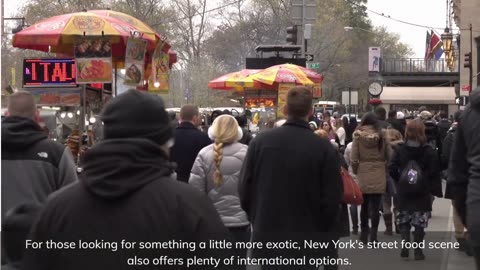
[{"xmin": 380, "ymin": 87, "xmax": 456, "ymax": 104}]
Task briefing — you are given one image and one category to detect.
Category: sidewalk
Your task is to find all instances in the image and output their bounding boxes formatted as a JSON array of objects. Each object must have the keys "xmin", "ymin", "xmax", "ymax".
[
  {"xmin": 338, "ymin": 195, "xmax": 476, "ymax": 269},
  {"xmin": 442, "ymin": 200, "xmax": 476, "ymax": 270}
]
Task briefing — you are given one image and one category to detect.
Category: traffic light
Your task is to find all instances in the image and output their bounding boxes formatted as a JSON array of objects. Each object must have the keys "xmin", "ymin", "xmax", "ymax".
[
  {"xmin": 286, "ymin": 26, "xmax": 298, "ymax": 45},
  {"xmin": 464, "ymin": 52, "xmax": 472, "ymax": 69}
]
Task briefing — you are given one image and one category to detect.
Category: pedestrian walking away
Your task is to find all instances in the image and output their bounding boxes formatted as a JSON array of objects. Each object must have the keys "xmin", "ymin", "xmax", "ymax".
[
  {"xmin": 189, "ymin": 114, "xmax": 250, "ymax": 241},
  {"xmin": 1, "ymin": 91, "xmax": 77, "ymax": 221},
  {"xmin": 170, "ymin": 104, "xmax": 212, "ymax": 182},
  {"xmin": 239, "ymin": 86, "xmax": 343, "ymax": 270},
  {"xmin": 389, "ymin": 119, "xmax": 442, "ymax": 261},
  {"xmin": 383, "ymin": 128, "xmax": 404, "ymax": 235},
  {"xmin": 448, "ymin": 89, "xmax": 480, "ymax": 270},
  {"xmin": 351, "ymin": 112, "xmax": 390, "ymax": 244},
  {"xmin": 21, "ymin": 90, "xmax": 229, "ymax": 270}
]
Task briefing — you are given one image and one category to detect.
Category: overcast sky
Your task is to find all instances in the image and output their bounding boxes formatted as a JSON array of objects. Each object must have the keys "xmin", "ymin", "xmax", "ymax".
[
  {"xmin": 367, "ymin": 0, "xmax": 453, "ymax": 58},
  {"xmin": 4, "ymin": 0, "xmax": 452, "ymax": 58}
]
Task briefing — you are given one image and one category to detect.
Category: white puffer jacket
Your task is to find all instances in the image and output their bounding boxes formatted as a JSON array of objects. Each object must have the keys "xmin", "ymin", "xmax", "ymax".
[{"xmin": 189, "ymin": 142, "xmax": 249, "ymax": 227}]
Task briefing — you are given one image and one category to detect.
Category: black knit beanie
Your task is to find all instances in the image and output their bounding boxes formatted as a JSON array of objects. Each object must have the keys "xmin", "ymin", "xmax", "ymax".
[{"xmin": 100, "ymin": 89, "xmax": 173, "ymax": 146}]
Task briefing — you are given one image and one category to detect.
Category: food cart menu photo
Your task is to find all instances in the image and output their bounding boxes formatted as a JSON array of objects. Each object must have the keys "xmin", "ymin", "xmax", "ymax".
[
  {"xmin": 74, "ymin": 37, "xmax": 113, "ymax": 84},
  {"xmin": 124, "ymin": 38, "xmax": 147, "ymax": 86}
]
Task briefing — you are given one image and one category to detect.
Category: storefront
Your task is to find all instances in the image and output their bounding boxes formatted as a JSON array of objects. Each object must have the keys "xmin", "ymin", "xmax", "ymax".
[{"xmin": 379, "ymin": 86, "xmax": 457, "ymax": 116}]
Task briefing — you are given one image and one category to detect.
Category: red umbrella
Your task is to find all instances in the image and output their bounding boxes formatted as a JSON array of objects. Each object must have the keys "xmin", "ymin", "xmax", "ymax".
[
  {"xmin": 208, "ymin": 69, "xmax": 263, "ymax": 90},
  {"xmin": 249, "ymin": 63, "xmax": 323, "ymax": 86},
  {"xmin": 12, "ymin": 10, "xmax": 170, "ymax": 62}
]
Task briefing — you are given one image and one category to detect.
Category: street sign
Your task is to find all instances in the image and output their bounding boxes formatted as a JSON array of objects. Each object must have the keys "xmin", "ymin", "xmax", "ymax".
[
  {"xmin": 305, "ymin": 54, "xmax": 314, "ymax": 62},
  {"xmin": 292, "ymin": 0, "xmax": 316, "ymax": 24},
  {"xmin": 342, "ymin": 91, "xmax": 358, "ymax": 105},
  {"xmin": 307, "ymin": 62, "xmax": 320, "ymax": 69}
]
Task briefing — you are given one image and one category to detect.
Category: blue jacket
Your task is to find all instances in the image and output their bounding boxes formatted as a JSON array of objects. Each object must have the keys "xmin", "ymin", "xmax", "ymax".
[{"xmin": 170, "ymin": 121, "xmax": 211, "ymax": 182}]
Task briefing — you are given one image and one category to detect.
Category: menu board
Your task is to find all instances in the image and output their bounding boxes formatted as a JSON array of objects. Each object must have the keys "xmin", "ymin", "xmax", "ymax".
[
  {"xmin": 313, "ymin": 83, "xmax": 322, "ymax": 98},
  {"xmin": 277, "ymin": 84, "xmax": 295, "ymax": 118}
]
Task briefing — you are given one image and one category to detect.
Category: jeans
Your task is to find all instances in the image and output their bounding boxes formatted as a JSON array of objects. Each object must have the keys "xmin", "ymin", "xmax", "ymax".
[
  {"xmin": 361, "ymin": 194, "xmax": 383, "ymax": 231},
  {"xmin": 350, "ymin": 205, "xmax": 359, "ymax": 230}
]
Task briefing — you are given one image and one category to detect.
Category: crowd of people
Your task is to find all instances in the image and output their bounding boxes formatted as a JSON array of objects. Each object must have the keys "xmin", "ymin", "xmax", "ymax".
[{"xmin": 2, "ymin": 87, "xmax": 480, "ymax": 270}]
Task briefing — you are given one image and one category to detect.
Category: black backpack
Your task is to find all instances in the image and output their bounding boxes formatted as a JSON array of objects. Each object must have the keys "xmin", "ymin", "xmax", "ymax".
[{"xmin": 398, "ymin": 150, "xmax": 428, "ymax": 195}]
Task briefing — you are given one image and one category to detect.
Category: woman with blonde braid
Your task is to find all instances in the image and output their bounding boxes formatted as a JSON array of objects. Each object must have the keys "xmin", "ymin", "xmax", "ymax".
[{"xmin": 189, "ymin": 114, "xmax": 249, "ymax": 241}]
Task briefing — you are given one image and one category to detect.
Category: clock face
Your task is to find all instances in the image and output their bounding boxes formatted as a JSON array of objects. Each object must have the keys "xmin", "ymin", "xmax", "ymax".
[{"xmin": 368, "ymin": 82, "xmax": 382, "ymax": 96}]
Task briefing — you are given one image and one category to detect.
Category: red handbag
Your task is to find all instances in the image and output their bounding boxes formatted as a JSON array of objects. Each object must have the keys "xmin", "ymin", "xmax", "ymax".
[{"xmin": 341, "ymin": 167, "xmax": 363, "ymax": 205}]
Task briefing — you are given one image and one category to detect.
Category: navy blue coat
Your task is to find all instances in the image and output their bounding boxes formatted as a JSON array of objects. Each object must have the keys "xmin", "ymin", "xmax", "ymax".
[{"xmin": 170, "ymin": 122, "xmax": 211, "ymax": 182}]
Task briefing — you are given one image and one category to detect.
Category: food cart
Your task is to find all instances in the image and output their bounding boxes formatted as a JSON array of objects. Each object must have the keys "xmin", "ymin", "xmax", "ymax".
[
  {"xmin": 208, "ymin": 64, "xmax": 323, "ymax": 132},
  {"xmin": 12, "ymin": 10, "xmax": 176, "ymax": 166}
]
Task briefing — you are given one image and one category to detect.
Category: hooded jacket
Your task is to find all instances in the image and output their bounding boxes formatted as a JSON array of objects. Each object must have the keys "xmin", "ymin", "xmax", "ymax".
[
  {"xmin": 22, "ymin": 138, "xmax": 229, "ymax": 270},
  {"xmin": 351, "ymin": 125, "xmax": 389, "ymax": 194},
  {"xmin": 1, "ymin": 116, "xmax": 77, "ymax": 219},
  {"xmin": 448, "ymin": 90, "xmax": 480, "ymax": 243},
  {"xmin": 189, "ymin": 142, "xmax": 249, "ymax": 228}
]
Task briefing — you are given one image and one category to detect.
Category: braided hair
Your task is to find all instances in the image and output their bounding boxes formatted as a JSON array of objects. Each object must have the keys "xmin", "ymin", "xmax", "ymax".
[{"xmin": 209, "ymin": 115, "xmax": 242, "ymax": 186}]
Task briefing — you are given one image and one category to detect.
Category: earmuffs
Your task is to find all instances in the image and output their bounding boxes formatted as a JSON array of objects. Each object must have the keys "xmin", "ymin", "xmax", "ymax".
[{"xmin": 208, "ymin": 115, "xmax": 243, "ymax": 142}]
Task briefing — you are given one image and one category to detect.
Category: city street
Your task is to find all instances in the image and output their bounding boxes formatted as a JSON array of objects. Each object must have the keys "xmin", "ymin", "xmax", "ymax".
[{"xmin": 339, "ymin": 182, "xmax": 476, "ymax": 270}]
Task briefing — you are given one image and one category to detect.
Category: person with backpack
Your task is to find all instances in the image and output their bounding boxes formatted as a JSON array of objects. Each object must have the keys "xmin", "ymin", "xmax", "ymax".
[{"xmin": 388, "ymin": 119, "xmax": 443, "ymax": 260}]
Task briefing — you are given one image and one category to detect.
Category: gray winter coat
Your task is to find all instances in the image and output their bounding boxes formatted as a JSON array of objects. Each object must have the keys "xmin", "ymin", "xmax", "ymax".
[{"xmin": 189, "ymin": 142, "xmax": 249, "ymax": 227}]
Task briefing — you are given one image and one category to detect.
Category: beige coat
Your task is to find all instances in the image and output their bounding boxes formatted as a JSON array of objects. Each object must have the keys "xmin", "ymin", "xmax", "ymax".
[{"xmin": 351, "ymin": 126, "xmax": 389, "ymax": 194}]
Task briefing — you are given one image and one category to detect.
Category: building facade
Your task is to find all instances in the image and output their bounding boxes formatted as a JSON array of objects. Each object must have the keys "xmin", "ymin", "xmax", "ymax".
[{"xmin": 452, "ymin": 0, "xmax": 480, "ymax": 94}]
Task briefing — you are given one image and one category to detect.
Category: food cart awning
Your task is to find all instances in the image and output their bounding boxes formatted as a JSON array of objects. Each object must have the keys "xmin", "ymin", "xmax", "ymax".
[{"xmin": 380, "ymin": 87, "xmax": 456, "ymax": 104}]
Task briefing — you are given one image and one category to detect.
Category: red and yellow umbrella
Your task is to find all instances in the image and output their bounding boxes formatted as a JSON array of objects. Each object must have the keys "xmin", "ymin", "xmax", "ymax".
[
  {"xmin": 249, "ymin": 63, "xmax": 323, "ymax": 86},
  {"xmin": 12, "ymin": 10, "xmax": 170, "ymax": 61},
  {"xmin": 208, "ymin": 69, "xmax": 268, "ymax": 90}
]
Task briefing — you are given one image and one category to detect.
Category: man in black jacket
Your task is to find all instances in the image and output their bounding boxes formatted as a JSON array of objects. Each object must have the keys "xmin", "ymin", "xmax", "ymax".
[
  {"xmin": 2, "ymin": 91, "xmax": 77, "ymax": 220},
  {"xmin": 448, "ymin": 90, "xmax": 480, "ymax": 269},
  {"xmin": 437, "ymin": 111, "xmax": 451, "ymax": 142},
  {"xmin": 22, "ymin": 90, "xmax": 228, "ymax": 270},
  {"xmin": 239, "ymin": 86, "xmax": 343, "ymax": 269},
  {"xmin": 387, "ymin": 109, "xmax": 405, "ymax": 136},
  {"xmin": 170, "ymin": 105, "xmax": 211, "ymax": 182},
  {"xmin": 235, "ymin": 114, "xmax": 253, "ymax": 145},
  {"xmin": 375, "ymin": 107, "xmax": 391, "ymax": 130}
]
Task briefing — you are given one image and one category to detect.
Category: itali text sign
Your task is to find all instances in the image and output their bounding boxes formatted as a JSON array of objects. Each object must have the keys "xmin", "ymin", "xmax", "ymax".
[{"xmin": 23, "ymin": 58, "xmax": 76, "ymax": 87}]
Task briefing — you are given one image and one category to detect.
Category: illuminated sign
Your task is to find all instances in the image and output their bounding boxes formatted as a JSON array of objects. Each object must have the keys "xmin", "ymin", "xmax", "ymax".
[{"xmin": 23, "ymin": 58, "xmax": 76, "ymax": 87}]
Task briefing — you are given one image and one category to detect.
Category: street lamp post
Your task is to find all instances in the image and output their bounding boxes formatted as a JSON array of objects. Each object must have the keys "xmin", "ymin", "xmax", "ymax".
[{"xmin": 441, "ymin": 27, "xmax": 454, "ymax": 70}]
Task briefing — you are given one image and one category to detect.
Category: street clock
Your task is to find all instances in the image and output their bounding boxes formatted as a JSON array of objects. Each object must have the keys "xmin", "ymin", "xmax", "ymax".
[{"xmin": 368, "ymin": 82, "xmax": 383, "ymax": 96}]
